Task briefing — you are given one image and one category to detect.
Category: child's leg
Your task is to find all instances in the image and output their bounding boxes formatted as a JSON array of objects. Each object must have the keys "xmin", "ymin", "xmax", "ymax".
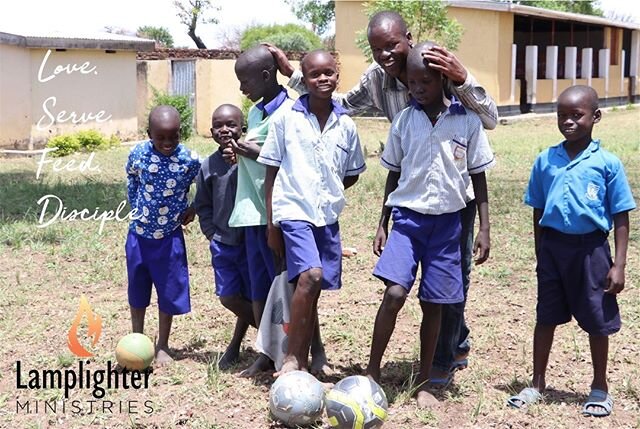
[
  {"xmin": 532, "ymin": 323, "xmax": 556, "ymax": 391},
  {"xmin": 366, "ymin": 284, "xmax": 408, "ymax": 382},
  {"xmin": 220, "ymin": 316, "xmax": 251, "ymax": 370},
  {"xmin": 131, "ymin": 307, "xmax": 146, "ymax": 333},
  {"xmin": 156, "ymin": 310, "xmax": 173, "ymax": 365},
  {"xmin": 588, "ymin": 333, "xmax": 609, "ymax": 389},
  {"xmin": 416, "ymin": 301, "xmax": 442, "ymax": 407},
  {"xmin": 310, "ymin": 308, "xmax": 333, "ymax": 375}
]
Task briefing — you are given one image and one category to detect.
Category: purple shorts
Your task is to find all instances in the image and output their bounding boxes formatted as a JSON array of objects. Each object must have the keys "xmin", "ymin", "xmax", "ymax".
[
  {"xmin": 373, "ymin": 207, "xmax": 463, "ymax": 304},
  {"xmin": 210, "ymin": 240, "xmax": 251, "ymax": 299},
  {"xmin": 536, "ymin": 228, "xmax": 620, "ymax": 335},
  {"xmin": 125, "ymin": 228, "xmax": 191, "ymax": 315},
  {"xmin": 280, "ymin": 221, "xmax": 342, "ymax": 290},
  {"xmin": 245, "ymin": 225, "xmax": 276, "ymax": 301}
]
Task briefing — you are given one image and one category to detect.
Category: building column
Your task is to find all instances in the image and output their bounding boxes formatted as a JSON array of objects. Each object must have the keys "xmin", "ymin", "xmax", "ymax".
[
  {"xmin": 510, "ymin": 44, "xmax": 517, "ymax": 104},
  {"xmin": 565, "ymin": 46, "xmax": 577, "ymax": 86},
  {"xmin": 630, "ymin": 31, "xmax": 639, "ymax": 98},
  {"xmin": 599, "ymin": 48, "xmax": 610, "ymax": 98},
  {"xmin": 525, "ymin": 45, "xmax": 538, "ymax": 105},
  {"xmin": 621, "ymin": 50, "xmax": 626, "ymax": 94},
  {"xmin": 582, "ymin": 48, "xmax": 593, "ymax": 86},
  {"xmin": 546, "ymin": 46, "xmax": 558, "ymax": 101}
]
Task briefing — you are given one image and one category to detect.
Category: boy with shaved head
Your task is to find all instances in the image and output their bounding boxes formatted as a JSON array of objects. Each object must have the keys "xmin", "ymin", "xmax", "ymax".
[
  {"xmin": 509, "ymin": 86, "xmax": 635, "ymax": 417},
  {"xmin": 258, "ymin": 50, "xmax": 366, "ymax": 375},
  {"xmin": 125, "ymin": 105, "xmax": 201, "ymax": 364}
]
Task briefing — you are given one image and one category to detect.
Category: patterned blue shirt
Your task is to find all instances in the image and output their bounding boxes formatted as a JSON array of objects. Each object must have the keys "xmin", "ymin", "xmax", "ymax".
[
  {"xmin": 524, "ymin": 140, "xmax": 636, "ymax": 234},
  {"xmin": 126, "ymin": 140, "xmax": 201, "ymax": 239}
]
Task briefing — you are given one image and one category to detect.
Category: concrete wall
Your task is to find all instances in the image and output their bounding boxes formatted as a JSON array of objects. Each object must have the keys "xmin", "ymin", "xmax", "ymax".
[
  {"xmin": 0, "ymin": 44, "xmax": 33, "ymax": 149},
  {"xmin": 334, "ymin": 0, "xmax": 373, "ymax": 92}
]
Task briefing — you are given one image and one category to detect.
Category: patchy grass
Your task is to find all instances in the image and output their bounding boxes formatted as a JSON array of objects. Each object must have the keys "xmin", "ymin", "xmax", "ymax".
[{"xmin": 0, "ymin": 109, "xmax": 638, "ymax": 428}]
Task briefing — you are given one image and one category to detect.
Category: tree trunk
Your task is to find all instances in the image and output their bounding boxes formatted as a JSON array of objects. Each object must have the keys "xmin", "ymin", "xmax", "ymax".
[{"xmin": 188, "ymin": 28, "xmax": 207, "ymax": 49}]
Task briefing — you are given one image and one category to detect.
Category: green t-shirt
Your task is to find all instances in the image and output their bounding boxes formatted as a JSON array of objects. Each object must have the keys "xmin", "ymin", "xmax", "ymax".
[{"xmin": 229, "ymin": 98, "xmax": 294, "ymax": 227}]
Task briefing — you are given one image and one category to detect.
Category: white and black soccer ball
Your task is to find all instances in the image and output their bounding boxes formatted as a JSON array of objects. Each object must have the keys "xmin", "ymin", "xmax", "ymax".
[
  {"xmin": 269, "ymin": 370, "xmax": 325, "ymax": 427},
  {"xmin": 325, "ymin": 375, "xmax": 389, "ymax": 429}
]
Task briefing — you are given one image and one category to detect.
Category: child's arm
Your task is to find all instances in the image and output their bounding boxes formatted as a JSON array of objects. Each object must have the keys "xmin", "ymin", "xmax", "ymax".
[
  {"xmin": 606, "ymin": 211, "xmax": 630, "ymax": 294},
  {"xmin": 194, "ymin": 163, "xmax": 214, "ymax": 240},
  {"xmin": 230, "ymin": 138, "xmax": 261, "ymax": 160},
  {"xmin": 373, "ymin": 170, "xmax": 401, "ymax": 256},
  {"xmin": 470, "ymin": 172, "xmax": 490, "ymax": 264},
  {"xmin": 265, "ymin": 165, "xmax": 284, "ymax": 260},
  {"xmin": 533, "ymin": 208, "xmax": 543, "ymax": 258},
  {"xmin": 343, "ymin": 175, "xmax": 359, "ymax": 189},
  {"xmin": 125, "ymin": 151, "xmax": 139, "ymax": 209},
  {"xmin": 180, "ymin": 158, "xmax": 201, "ymax": 226}
]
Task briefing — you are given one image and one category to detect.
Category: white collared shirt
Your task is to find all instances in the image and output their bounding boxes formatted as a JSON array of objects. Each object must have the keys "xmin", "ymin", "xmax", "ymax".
[
  {"xmin": 381, "ymin": 101, "xmax": 495, "ymax": 215},
  {"xmin": 257, "ymin": 96, "xmax": 366, "ymax": 227}
]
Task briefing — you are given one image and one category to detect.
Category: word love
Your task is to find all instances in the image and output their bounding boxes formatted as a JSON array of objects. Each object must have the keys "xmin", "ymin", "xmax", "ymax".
[
  {"xmin": 36, "ymin": 195, "xmax": 140, "ymax": 235},
  {"xmin": 38, "ymin": 49, "xmax": 97, "ymax": 83},
  {"xmin": 36, "ymin": 147, "xmax": 100, "ymax": 180}
]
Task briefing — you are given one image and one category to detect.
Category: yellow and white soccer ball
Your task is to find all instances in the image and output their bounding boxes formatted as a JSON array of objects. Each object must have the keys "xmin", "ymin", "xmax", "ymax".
[{"xmin": 325, "ymin": 375, "xmax": 388, "ymax": 429}]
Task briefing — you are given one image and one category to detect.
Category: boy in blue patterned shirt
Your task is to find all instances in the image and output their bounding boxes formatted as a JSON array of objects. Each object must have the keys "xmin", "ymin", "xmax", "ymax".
[{"xmin": 125, "ymin": 105, "xmax": 201, "ymax": 365}]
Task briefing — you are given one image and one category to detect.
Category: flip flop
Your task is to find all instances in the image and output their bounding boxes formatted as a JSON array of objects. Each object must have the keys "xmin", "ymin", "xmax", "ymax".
[
  {"xmin": 582, "ymin": 389, "xmax": 613, "ymax": 417},
  {"xmin": 507, "ymin": 387, "xmax": 543, "ymax": 409},
  {"xmin": 428, "ymin": 373, "xmax": 453, "ymax": 387},
  {"xmin": 450, "ymin": 358, "xmax": 468, "ymax": 372}
]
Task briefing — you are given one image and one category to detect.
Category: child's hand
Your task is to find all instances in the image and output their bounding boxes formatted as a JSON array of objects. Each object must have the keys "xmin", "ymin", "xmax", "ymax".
[
  {"xmin": 222, "ymin": 145, "xmax": 237, "ymax": 164},
  {"xmin": 605, "ymin": 264, "xmax": 625, "ymax": 294},
  {"xmin": 267, "ymin": 224, "xmax": 285, "ymax": 260},
  {"xmin": 422, "ymin": 45, "xmax": 467, "ymax": 86},
  {"xmin": 263, "ymin": 43, "xmax": 295, "ymax": 78},
  {"xmin": 372, "ymin": 225, "xmax": 387, "ymax": 257},
  {"xmin": 473, "ymin": 229, "xmax": 490, "ymax": 265},
  {"xmin": 181, "ymin": 206, "xmax": 196, "ymax": 226}
]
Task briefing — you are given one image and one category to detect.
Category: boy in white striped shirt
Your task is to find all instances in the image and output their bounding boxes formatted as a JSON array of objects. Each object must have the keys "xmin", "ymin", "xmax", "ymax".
[{"xmin": 366, "ymin": 42, "xmax": 495, "ymax": 408}]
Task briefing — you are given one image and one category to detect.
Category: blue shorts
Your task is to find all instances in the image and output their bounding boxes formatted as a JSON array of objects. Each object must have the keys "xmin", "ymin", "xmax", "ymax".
[
  {"xmin": 373, "ymin": 207, "xmax": 463, "ymax": 304},
  {"xmin": 280, "ymin": 221, "xmax": 342, "ymax": 290},
  {"xmin": 125, "ymin": 228, "xmax": 191, "ymax": 315},
  {"xmin": 536, "ymin": 228, "xmax": 620, "ymax": 335},
  {"xmin": 210, "ymin": 239, "xmax": 251, "ymax": 299},
  {"xmin": 245, "ymin": 225, "xmax": 276, "ymax": 302}
]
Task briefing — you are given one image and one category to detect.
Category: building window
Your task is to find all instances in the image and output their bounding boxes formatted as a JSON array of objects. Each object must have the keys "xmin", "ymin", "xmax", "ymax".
[{"xmin": 610, "ymin": 28, "xmax": 619, "ymax": 66}]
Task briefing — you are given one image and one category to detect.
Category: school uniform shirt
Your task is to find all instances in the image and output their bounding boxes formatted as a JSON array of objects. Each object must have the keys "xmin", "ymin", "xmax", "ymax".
[
  {"xmin": 257, "ymin": 95, "xmax": 367, "ymax": 227},
  {"xmin": 126, "ymin": 140, "xmax": 200, "ymax": 239},
  {"xmin": 524, "ymin": 139, "xmax": 636, "ymax": 234},
  {"xmin": 288, "ymin": 63, "xmax": 498, "ymax": 129},
  {"xmin": 194, "ymin": 150, "xmax": 243, "ymax": 246},
  {"xmin": 228, "ymin": 87, "xmax": 294, "ymax": 227},
  {"xmin": 381, "ymin": 99, "xmax": 495, "ymax": 215}
]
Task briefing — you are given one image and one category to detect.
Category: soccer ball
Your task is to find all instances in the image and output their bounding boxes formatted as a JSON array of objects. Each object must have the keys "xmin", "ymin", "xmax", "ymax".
[
  {"xmin": 325, "ymin": 375, "xmax": 388, "ymax": 429},
  {"xmin": 269, "ymin": 370, "xmax": 325, "ymax": 427}
]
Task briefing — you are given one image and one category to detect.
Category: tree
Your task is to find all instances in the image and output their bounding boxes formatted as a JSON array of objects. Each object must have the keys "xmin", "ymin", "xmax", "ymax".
[
  {"xmin": 356, "ymin": 0, "xmax": 463, "ymax": 62},
  {"xmin": 173, "ymin": 0, "xmax": 220, "ymax": 49},
  {"xmin": 512, "ymin": 0, "xmax": 603, "ymax": 16},
  {"xmin": 137, "ymin": 26, "xmax": 175, "ymax": 48},
  {"xmin": 240, "ymin": 24, "xmax": 323, "ymax": 51},
  {"xmin": 286, "ymin": 0, "xmax": 335, "ymax": 35}
]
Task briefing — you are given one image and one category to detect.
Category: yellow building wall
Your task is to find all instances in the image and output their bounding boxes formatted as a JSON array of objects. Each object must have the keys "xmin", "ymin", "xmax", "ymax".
[
  {"xmin": 334, "ymin": 0, "xmax": 373, "ymax": 92},
  {"xmin": 29, "ymin": 48, "xmax": 138, "ymax": 146},
  {"xmin": 0, "ymin": 44, "xmax": 32, "ymax": 149},
  {"xmin": 591, "ymin": 78, "xmax": 606, "ymax": 97},
  {"xmin": 536, "ymin": 80, "xmax": 554, "ymax": 103}
]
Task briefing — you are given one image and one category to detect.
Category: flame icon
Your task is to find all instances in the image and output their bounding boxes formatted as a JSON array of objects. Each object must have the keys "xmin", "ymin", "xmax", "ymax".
[{"xmin": 67, "ymin": 295, "xmax": 102, "ymax": 357}]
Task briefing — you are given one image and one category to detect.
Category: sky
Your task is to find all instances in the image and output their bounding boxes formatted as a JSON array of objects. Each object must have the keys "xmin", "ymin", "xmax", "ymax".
[{"xmin": 0, "ymin": 0, "xmax": 638, "ymax": 49}]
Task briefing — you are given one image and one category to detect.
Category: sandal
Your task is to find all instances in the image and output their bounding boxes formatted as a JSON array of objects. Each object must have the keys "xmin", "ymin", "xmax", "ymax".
[
  {"xmin": 582, "ymin": 389, "xmax": 613, "ymax": 417},
  {"xmin": 507, "ymin": 387, "xmax": 543, "ymax": 409}
]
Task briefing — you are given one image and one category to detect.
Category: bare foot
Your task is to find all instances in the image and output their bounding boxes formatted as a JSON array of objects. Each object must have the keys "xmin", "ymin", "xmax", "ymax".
[
  {"xmin": 239, "ymin": 353, "xmax": 273, "ymax": 378},
  {"xmin": 416, "ymin": 388, "xmax": 439, "ymax": 408},
  {"xmin": 154, "ymin": 347, "xmax": 173, "ymax": 366},
  {"xmin": 310, "ymin": 352, "xmax": 335, "ymax": 377},
  {"xmin": 218, "ymin": 347, "xmax": 240, "ymax": 370},
  {"xmin": 365, "ymin": 367, "xmax": 381, "ymax": 384},
  {"xmin": 273, "ymin": 356, "xmax": 301, "ymax": 377}
]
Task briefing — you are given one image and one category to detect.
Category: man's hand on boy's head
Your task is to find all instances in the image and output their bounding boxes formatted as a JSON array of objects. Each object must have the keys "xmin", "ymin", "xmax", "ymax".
[
  {"xmin": 473, "ymin": 229, "xmax": 490, "ymax": 265},
  {"xmin": 263, "ymin": 43, "xmax": 295, "ymax": 78},
  {"xmin": 180, "ymin": 206, "xmax": 197, "ymax": 226},
  {"xmin": 372, "ymin": 225, "xmax": 388, "ymax": 257},
  {"xmin": 422, "ymin": 45, "xmax": 467, "ymax": 86},
  {"xmin": 605, "ymin": 264, "xmax": 625, "ymax": 294}
]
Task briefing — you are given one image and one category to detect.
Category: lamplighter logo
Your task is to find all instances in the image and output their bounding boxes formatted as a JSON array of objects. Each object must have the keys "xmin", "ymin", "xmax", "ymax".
[
  {"xmin": 14, "ymin": 295, "xmax": 153, "ymax": 415},
  {"xmin": 67, "ymin": 295, "xmax": 102, "ymax": 357}
]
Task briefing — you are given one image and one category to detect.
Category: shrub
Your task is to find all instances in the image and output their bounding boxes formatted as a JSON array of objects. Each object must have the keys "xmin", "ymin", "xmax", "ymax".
[
  {"xmin": 240, "ymin": 23, "xmax": 322, "ymax": 51},
  {"xmin": 46, "ymin": 134, "xmax": 80, "ymax": 157},
  {"xmin": 76, "ymin": 129, "xmax": 108, "ymax": 151},
  {"xmin": 149, "ymin": 89, "xmax": 194, "ymax": 140}
]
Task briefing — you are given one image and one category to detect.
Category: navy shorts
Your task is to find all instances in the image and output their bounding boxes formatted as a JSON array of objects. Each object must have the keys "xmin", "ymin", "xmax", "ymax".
[
  {"xmin": 280, "ymin": 221, "xmax": 342, "ymax": 290},
  {"xmin": 125, "ymin": 228, "xmax": 191, "ymax": 315},
  {"xmin": 536, "ymin": 228, "xmax": 620, "ymax": 335},
  {"xmin": 245, "ymin": 225, "xmax": 276, "ymax": 302},
  {"xmin": 373, "ymin": 207, "xmax": 463, "ymax": 304},
  {"xmin": 209, "ymin": 239, "xmax": 251, "ymax": 299}
]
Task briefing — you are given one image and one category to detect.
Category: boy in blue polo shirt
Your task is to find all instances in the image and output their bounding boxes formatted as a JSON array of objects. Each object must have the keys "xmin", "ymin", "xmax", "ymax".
[
  {"xmin": 509, "ymin": 85, "xmax": 635, "ymax": 417},
  {"xmin": 258, "ymin": 50, "xmax": 366, "ymax": 375},
  {"xmin": 125, "ymin": 105, "xmax": 201, "ymax": 365}
]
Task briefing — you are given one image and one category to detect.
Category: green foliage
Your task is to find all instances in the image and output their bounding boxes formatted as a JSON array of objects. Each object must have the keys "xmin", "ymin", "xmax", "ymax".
[
  {"xmin": 286, "ymin": 0, "xmax": 335, "ymax": 35},
  {"xmin": 149, "ymin": 89, "xmax": 194, "ymax": 140},
  {"xmin": 355, "ymin": 0, "xmax": 463, "ymax": 63},
  {"xmin": 46, "ymin": 134, "xmax": 80, "ymax": 157},
  {"xmin": 514, "ymin": 0, "xmax": 603, "ymax": 16},
  {"xmin": 137, "ymin": 25, "xmax": 175, "ymax": 47},
  {"xmin": 240, "ymin": 23, "xmax": 323, "ymax": 51},
  {"xmin": 75, "ymin": 130, "xmax": 116, "ymax": 151},
  {"xmin": 240, "ymin": 96, "xmax": 253, "ymax": 127},
  {"xmin": 46, "ymin": 130, "xmax": 119, "ymax": 157}
]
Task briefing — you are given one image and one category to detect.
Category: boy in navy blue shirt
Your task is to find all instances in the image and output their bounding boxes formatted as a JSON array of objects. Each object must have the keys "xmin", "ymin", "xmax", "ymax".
[
  {"xmin": 125, "ymin": 105, "xmax": 201, "ymax": 365},
  {"xmin": 509, "ymin": 86, "xmax": 635, "ymax": 417}
]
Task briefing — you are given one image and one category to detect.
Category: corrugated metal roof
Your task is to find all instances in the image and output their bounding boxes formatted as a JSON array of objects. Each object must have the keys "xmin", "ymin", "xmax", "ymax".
[{"xmin": 0, "ymin": 28, "xmax": 156, "ymax": 51}]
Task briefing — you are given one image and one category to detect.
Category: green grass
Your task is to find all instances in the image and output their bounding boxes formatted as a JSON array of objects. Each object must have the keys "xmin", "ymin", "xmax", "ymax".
[{"xmin": 0, "ymin": 109, "xmax": 638, "ymax": 428}]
